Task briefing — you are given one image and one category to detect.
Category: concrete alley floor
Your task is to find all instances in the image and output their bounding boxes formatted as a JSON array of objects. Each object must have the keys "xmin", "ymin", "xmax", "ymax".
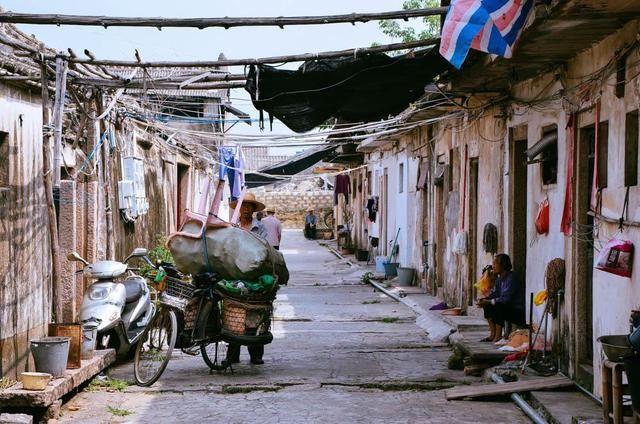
[{"xmin": 58, "ymin": 230, "xmax": 529, "ymax": 424}]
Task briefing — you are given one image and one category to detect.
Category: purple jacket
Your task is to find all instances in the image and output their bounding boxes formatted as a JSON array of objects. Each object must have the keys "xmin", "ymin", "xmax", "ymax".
[{"xmin": 487, "ymin": 271, "xmax": 524, "ymax": 310}]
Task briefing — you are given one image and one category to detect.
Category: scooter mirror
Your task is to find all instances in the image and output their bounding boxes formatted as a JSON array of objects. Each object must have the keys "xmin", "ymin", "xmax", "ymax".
[
  {"xmin": 130, "ymin": 248, "xmax": 148, "ymax": 257},
  {"xmin": 66, "ymin": 252, "xmax": 89, "ymax": 265}
]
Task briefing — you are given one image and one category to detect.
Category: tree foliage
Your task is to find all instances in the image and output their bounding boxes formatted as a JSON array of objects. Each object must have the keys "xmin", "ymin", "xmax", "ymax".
[{"xmin": 379, "ymin": 0, "xmax": 441, "ymax": 42}]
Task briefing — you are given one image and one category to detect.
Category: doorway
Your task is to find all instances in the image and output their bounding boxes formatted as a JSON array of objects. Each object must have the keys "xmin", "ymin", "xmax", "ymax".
[
  {"xmin": 509, "ymin": 127, "xmax": 528, "ymax": 304},
  {"xmin": 574, "ymin": 120, "xmax": 607, "ymax": 391},
  {"xmin": 468, "ymin": 158, "xmax": 479, "ymax": 306},
  {"xmin": 176, "ymin": 164, "xmax": 190, "ymax": 228}
]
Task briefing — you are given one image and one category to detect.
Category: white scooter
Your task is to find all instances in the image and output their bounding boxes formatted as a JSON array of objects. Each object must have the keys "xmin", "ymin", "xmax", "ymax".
[{"xmin": 67, "ymin": 248, "xmax": 156, "ymax": 356}]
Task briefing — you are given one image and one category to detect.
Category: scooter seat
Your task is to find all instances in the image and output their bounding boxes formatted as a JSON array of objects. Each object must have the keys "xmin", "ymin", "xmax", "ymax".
[{"xmin": 123, "ymin": 276, "xmax": 145, "ymax": 303}]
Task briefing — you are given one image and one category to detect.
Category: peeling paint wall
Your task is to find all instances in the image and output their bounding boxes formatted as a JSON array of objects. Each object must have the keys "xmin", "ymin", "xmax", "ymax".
[{"xmin": 0, "ymin": 82, "xmax": 50, "ymax": 379}]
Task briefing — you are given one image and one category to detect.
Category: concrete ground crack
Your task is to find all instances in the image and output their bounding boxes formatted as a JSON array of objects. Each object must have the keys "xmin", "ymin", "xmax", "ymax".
[{"xmin": 319, "ymin": 380, "xmax": 462, "ymax": 392}]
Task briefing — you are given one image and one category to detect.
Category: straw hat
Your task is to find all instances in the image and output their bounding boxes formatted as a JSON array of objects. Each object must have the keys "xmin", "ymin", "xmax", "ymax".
[
  {"xmin": 266, "ymin": 205, "xmax": 276, "ymax": 213},
  {"xmin": 229, "ymin": 192, "xmax": 265, "ymax": 211}
]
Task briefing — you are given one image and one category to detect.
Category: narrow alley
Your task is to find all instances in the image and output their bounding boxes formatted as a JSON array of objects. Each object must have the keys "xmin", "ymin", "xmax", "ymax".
[{"xmin": 58, "ymin": 231, "xmax": 528, "ymax": 423}]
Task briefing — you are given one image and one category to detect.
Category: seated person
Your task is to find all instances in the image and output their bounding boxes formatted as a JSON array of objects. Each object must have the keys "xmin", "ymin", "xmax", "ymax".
[{"xmin": 478, "ymin": 253, "xmax": 525, "ymax": 342}]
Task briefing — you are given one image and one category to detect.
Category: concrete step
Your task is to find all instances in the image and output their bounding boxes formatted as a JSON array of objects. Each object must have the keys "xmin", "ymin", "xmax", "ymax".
[
  {"xmin": 442, "ymin": 315, "xmax": 489, "ymax": 332},
  {"xmin": 529, "ymin": 390, "xmax": 603, "ymax": 424}
]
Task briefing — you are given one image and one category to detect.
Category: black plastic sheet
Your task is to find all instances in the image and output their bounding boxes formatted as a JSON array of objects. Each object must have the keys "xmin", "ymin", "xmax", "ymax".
[{"xmin": 244, "ymin": 46, "xmax": 450, "ymax": 133}]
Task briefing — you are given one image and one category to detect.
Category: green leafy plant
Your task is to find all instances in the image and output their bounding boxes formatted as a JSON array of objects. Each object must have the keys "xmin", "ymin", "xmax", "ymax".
[
  {"xmin": 141, "ymin": 234, "xmax": 174, "ymax": 276},
  {"xmin": 362, "ymin": 299, "xmax": 381, "ymax": 305},
  {"xmin": 382, "ymin": 317, "xmax": 400, "ymax": 323},
  {"xmin": 379, "ymin": 0, "xmax": 441, "ymax": 43},
  {"xmin": 107, "ymin": 406, "xmax": 133, "ymax": 417},
  {"xmin": 87, "ymin": 377, "xmax": 129, "ymax": 392},
  {"xmin": 360, "ymin": 272, "xmax": 374, "ymax": 284}
]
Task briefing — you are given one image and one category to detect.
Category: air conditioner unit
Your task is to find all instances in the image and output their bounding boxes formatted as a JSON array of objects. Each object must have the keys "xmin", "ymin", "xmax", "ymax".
[{"xmin": 118, "ymin": 156, "xmax": 148, "ymax": 222}]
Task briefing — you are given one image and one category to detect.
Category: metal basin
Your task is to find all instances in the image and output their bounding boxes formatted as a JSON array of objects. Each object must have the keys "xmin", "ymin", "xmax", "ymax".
[{"xmin": 597, "ymin": 335, "xmax": 635, "ymax": 362}]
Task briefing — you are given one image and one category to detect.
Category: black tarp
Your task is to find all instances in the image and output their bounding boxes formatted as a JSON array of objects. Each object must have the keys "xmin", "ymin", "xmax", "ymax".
[
  {"xmin": 244, "ymin": 46, "xmax": 450, "ymax": 133},
  {"xmin": 244, "ymin": 144, "xmax": 338, "ymax": 188}
]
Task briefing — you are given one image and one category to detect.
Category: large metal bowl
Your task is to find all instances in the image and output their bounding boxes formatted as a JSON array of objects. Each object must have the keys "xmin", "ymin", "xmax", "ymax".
[{"xmin": 597, "ymin": 335, "xmax": 635, "ymax": 362}]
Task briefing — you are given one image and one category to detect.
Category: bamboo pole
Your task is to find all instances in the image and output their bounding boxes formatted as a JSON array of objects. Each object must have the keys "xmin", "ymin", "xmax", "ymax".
[
  {"xmin": 0, "ymin": 8, "xmax": 448, "ymax": 28},
  {"xmin": 40, "ymin": 63, "xmax": 62, "ymax": 322},
  {"xmin": 94, "ymin": 92, "xmax": 115, "ymax": 260},
  {"xmin": 42, "ymin": 37, "xmax": 440, "ymax": 68},
  {"xmin": 51, "ymin": 57, "xmax": 68, "ymax": 188},
  {"xmin": 70, "ymin": 77, "xmax": 246, "ymax": 90}
]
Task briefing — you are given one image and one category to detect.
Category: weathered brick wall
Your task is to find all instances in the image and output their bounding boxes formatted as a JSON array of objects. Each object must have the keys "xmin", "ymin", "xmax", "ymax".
[{"xmin": 251, "ymin": 190, "xmax": 334, "ymax": 229}]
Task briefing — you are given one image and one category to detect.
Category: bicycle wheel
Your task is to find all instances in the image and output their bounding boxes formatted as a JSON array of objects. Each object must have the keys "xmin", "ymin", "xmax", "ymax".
[
  {"xmin": 201, "ymin": 341, "xmax": 230, "ymax": 371},
  {"xmin": 134, "ymin": 308, "xmax": 177, "ymax": 386}
]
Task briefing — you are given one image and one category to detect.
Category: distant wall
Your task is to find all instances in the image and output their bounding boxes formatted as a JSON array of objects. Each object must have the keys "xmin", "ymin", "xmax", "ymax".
[{"xmin": 251, "ymin": 190, "xmax": 333, "ymax": 228}]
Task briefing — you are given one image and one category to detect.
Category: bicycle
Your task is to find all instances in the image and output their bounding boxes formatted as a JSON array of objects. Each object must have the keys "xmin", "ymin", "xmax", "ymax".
[{"xmin": 133, "ymin": 271, "xmax": 230, "ymax": 387}]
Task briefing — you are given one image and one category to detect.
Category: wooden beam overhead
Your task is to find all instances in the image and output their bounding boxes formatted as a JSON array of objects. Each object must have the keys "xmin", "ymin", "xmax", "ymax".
[
  {"xmin": 69, "ymin": 77, "xmax": 245, "ymax": 90},
  {"xmin": 0, "ymin": 8, "xmax": 448, "ymax": 29},
  {"xmin": 41, "ymin": 37, "xmax": 441, "ymax": 68}
]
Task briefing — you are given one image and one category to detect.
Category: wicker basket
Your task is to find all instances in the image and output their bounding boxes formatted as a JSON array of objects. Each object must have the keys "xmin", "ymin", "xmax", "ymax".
[{"xmin": 221, "ymin": 297, "xmax": 272, "ymax": 336}]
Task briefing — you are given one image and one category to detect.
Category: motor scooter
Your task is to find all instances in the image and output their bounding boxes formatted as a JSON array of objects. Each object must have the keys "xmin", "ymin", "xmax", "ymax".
[{"xmin": 67, "ymin": 248, "xmax": 156, "ymax": 356}]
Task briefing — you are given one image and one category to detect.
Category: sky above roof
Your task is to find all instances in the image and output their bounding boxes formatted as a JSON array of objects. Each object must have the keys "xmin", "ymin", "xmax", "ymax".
[{"xmin": 0, "ymin": 1, "xmax": 411, "ymax": 153}]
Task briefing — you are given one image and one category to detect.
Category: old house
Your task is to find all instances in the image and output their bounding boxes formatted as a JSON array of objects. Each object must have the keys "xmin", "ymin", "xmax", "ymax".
[
  {"xmin": 0, "ymin": 26, "xmax": 51, "ymax": 380},
  {"xmin": 0, "ymin": 23, "xmax": 244, "ymax": 377},
  {"xmin": 351, "ymin": 0, "xmax": 640, "ymax": 397}
]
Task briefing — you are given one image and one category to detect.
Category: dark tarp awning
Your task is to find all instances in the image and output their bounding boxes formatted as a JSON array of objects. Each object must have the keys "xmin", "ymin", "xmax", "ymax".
[
  {"xmin": 526, "ymin": 132, "xmax": 557, "ymax": 161},
  {"xmin": 223, "ymin": 103, "xmax": 252, "ymax": 125},
  {"xmin": 244, "ymin": 46, "xmax": 450, "ymax": 133},
  {"xmin": 244, "ymin": 144, "xmax": 339, "ymax": 188}
]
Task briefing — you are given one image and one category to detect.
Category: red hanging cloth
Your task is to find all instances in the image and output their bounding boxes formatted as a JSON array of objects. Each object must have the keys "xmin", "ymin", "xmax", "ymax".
[{"xmin": 560, "ymin": 114, "xmax": 575, "ymax": 235}]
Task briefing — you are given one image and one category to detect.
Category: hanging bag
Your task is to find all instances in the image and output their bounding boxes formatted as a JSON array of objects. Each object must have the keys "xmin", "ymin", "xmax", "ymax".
[
  {"xmin": 595, "ymin": 238, "xmax": 634, "ymax": 278},
  {"xmin": 535, "ymin": 197, "xmax": 550, "ymax": 235}
]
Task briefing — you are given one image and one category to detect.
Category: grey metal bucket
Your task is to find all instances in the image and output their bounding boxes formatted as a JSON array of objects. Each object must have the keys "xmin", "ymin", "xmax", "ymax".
[
  {"xmin": 81, "ymin": 325, "xmax": 98, "ymax": 359},
  {"xmin": 397, "ymin": 267, "xmax": 415, "ymax": 286},
  {"xmin": 30, "ymin": 336, "xmax": 71, "ymax": 377}
]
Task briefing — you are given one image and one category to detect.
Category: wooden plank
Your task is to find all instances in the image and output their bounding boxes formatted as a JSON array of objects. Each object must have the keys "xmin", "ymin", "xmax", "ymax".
[
  {"xmin": 0, "ymin": 8, "xmax": 448, "ymax": 29},
  {"xmin": 0, "ymin": 349, "xmax": 115, "ymax": 408},
  {"xmin": 445, "ymin": 376, "xmax": 574, "ymax": 400}
]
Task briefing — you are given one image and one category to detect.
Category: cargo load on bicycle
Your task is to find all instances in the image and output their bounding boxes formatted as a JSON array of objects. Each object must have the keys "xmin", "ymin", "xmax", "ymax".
[{"xmin": 134, "ymin": 177, "xmax": 288, "ymax": 386}]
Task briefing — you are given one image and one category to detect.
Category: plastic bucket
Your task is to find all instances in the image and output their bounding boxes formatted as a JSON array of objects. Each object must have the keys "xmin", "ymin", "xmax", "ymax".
[
  {"xmin": 355, "ymin": 249, "xmax": 369, "ymax": 262},
  {"xmin": 397, "ymin": 267, "xmax": 415, "ymax": 286},
  {"xmin": 30, "ymin": 336, "xmax": 71, "ymax": 377},
  {"xmin": 375, "ymin": 256, "xmax": 387, "ymax": 273},
  {"xmin": 384, "ymin": 262, "xmax": 399, "ymax": 278},
  {"xmin": 81, "ymin": 325, "xmax": 98, "ymax": 359}
]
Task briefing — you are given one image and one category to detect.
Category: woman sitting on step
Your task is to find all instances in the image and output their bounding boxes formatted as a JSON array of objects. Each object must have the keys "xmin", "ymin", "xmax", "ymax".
[{"xmin": 477, "ymin": 253, "xmax": 525, "ymax": 343}]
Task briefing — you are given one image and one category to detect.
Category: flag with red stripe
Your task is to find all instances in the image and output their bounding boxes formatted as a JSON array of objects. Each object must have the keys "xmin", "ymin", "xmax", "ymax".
[{"xmin": 439, "ymin": 0, "xmax": 533, "ymax": 69}]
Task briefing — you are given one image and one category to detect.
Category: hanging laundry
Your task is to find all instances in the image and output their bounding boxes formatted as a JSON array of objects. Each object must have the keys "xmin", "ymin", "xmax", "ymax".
[
  {"xmin": 334, "ymin": 174, "xmax": 350, "ymax": 205},
  {"xmin": 482, "ymin": 223, "xmax": 498, "ymax": 254},
  {"xmin": 219, "ymin": 146, "xmax": 245, "ymax": 200},
  {"xmin": 366, "ymin": 196, "xmax": 379, "ymax": 223}
]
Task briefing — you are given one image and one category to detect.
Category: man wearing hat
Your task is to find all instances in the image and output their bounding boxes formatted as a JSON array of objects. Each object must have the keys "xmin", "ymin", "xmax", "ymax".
[
  {"xmin": 262, "ymin": 206, "xmax": 282, "ymax": 250},
  {"xmin": 227, "ymin": 191, "xmax": 268, "ymax": 365},
  {"xmin": 230, "ymin": 192, "xmax": 268, "ymax": 240}
]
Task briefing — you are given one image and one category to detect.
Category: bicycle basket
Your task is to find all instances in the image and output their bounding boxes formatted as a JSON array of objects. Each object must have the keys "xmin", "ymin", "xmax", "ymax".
[
  {"xmin": 160, "ymin": 277, "xmax": 195, "ymax": 310},
  {"xmin": 164, "ymin": 277, "xmax": 195, "ymax": 300}
]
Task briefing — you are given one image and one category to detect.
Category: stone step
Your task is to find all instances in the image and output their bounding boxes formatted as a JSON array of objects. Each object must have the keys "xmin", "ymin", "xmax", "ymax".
[{"xmin": 529, "ymin": 390, "xmax": 603, "ymax": 424}]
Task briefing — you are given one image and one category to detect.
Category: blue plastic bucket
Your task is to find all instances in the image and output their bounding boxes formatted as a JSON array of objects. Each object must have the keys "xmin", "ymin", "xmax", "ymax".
[{"xmin": 375, "ymin": 256, "xmax": 387, "ymax": 273}]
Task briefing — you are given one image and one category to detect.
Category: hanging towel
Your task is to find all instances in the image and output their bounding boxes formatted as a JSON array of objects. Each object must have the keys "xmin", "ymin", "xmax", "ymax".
[
  {"xmin": 482, "ymin": 223, "xmax": 498, "ymax": 254},
  {"xmin": 334, "ymin": 174, "xmax": 350, "ymax": 205},
  {"xmin": 366, "ymin": 196, "xmax": 378, "ymax": 222}
]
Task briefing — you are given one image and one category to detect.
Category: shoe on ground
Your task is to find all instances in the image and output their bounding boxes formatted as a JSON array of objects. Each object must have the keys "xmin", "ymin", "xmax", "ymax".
[{"xmin": 250, "ymin": 358, "xmax": 264, "ymax": 365}]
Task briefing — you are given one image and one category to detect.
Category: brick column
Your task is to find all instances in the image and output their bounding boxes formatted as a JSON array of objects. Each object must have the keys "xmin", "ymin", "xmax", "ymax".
[{"xmin": 59, "ymin": 180, "xmax": 77, "ymax": 322}]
